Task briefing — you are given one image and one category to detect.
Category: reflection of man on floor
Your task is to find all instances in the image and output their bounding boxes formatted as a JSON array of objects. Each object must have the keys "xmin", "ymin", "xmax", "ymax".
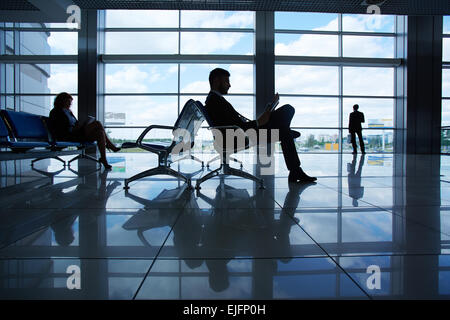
[{"xmin": 347, "ymin": 154, "xmax": 365, "ymax": 207}]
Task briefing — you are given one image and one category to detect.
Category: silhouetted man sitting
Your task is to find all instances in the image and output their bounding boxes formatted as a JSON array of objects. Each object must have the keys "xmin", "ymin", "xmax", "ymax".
[
  {"xmin": 204, "ymin": 68, "xmax": 316, "ymax": 183},
  {"xmin": 349, "ymin": 104, "xmax": 366, "ymax": 154}
]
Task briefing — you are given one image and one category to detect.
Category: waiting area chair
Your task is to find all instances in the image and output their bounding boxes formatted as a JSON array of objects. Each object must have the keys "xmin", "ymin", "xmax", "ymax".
[
  {"xmin": 121, "ymin": 99, "xmax": 205, "ymax": 189},
  {"xmin": 194, "ymin": 101, "xmax": 265, "ymax": 190}
]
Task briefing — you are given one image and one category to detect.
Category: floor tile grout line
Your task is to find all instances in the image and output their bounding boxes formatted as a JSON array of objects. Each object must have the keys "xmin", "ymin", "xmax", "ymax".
[
  {"xmin": 282, "ymin": 210, "xmax": 373, "ymax": 300},
  {"xmin": 315, "ymin": 182, "xmax": 450, "ymax": 238},
  {"xmin": 131, "ymin": 210, "xmax": 184, "ymax": 300}
]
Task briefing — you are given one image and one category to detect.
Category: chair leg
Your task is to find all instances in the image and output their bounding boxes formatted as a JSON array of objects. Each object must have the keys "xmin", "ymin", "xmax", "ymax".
[
  {"xmin": 68, "ymin": 153, "xmax": 100, "ymax": 167},
  {"xmin": 32, "ymin": 156, "xmax": 66, "ymax": 167},
  {"xmin": 124, "ymin": 166, "xmax": 190, "ymax": 190},
  {"xmin": 195, "ymin": 166, "xmax": 221, "ymax": 190}
]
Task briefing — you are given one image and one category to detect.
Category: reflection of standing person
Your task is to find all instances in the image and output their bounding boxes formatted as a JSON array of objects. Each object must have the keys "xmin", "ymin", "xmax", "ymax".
[
  {"xmin": 349, "ymin": 104, "xmax": 365, "ymax": 154},
  {"xmin": 347, "ymin": 154, "xmax": 365, "ymax": 207}
]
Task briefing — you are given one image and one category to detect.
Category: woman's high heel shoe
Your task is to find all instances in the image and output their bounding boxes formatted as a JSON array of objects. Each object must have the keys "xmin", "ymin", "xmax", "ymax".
[{"xmin": 99, "ymin": 157, "xmax": 112, "ymax": 170}]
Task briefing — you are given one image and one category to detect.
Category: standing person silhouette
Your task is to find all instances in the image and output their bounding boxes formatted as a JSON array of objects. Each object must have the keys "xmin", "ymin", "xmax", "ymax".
[{"xmin": 348, "ymin": 104, "xmax": 366, "ymax": 154}]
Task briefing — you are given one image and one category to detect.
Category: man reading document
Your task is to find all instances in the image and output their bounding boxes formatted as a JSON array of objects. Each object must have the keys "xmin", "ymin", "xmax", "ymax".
[{"xmin": 205, "ymin": 68, "xmax": 316, "ymax": 183}]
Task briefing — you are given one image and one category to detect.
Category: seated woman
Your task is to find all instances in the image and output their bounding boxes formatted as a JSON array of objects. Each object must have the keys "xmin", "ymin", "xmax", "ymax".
[{"xmin": 49, "ymin": 92, "xmax": 120, "ymax": 169}]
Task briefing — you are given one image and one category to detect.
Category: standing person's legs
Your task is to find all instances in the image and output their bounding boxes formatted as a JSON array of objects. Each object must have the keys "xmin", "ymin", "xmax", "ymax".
[
  {"xmin": 350, "ymin": 131, "xmax": 357, "ymax": 154},
  {"xmin": 357, "ymin": 130, "xmax": 365, "ymax": 153}
]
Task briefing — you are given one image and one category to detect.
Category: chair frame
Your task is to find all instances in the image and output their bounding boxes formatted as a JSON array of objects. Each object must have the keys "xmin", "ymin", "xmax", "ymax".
[
  {"xmin": 123, "ymin": 100, "xmax": 204, "ymax": 190},
  {"xmin": 195, "ymin": 102, "xmax": 265, "ymax": 190}
]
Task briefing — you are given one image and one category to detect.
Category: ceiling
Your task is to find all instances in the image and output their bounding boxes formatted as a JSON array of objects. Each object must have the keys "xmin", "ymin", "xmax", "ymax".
[{"xmin": 1, "ymin": 0, "xmax": 450, "ymax": 16}]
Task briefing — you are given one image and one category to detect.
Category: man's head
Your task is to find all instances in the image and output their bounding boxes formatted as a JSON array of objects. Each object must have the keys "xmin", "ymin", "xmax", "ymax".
[
  {"xmin": 353, "ymin": 104, "xmax": 359, "ymax": 111},
  {"xmin": 209, "ymin": 68, "xmax": 231, "ymax": 95}
]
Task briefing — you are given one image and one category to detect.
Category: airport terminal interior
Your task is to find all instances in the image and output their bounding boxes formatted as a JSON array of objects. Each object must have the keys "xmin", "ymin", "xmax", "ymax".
[{"xmin": 0, "ymin": 0, "xmax": 450, "ymax": 300}]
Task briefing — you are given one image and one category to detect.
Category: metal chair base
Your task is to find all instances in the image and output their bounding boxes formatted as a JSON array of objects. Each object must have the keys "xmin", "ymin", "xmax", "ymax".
[
  {"xmin": 124, "ymin": 165, "xmax": 192, "ymax": 190},
  {"xmin": 195, "ymin": 163, "xmax": 264, "ymax": 190}
]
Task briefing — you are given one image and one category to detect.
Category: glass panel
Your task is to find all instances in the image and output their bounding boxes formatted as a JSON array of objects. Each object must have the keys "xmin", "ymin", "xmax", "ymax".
[
  {"xmin": 223, "ymin": 95, "xmax": 254, "ymax": 121},
  {"xmin": 342, "ymin": 153, "xmax": 393, "ymax": 177},
  {"xmin": 17, "ymin": 95, "xmax": 78, "ymax": 117},
  {"xmin": 443, "ymin": 69, "xmax": 450, "ymax": 97},
  {"xmin": 281, "ymin": 97, "xmax": 338, "ymax": 128},
  {"xmin": 275, "ymin": 12, "xmax": 338, "ymax": 31},
  {"xmin": 105, "ymin": 64, "xmax": 178, "ymax": 93},
  {"xmin": 342, "ymin": 129, "xmax": 394, "ymax": 153},
  {"xmin": 343, "ymin": 36, "xmax": 394, "ymax": 58},
  {"xmin": 444, "ymin": 16, "xmax": 450, "ymax": 34},
  {"xmin": 275, "ymin": 65, "xmax": 338, "ymax": 95},
  {"xmin": 442, "ymin": 100, "xmax": 450, "ymax": 127},
  {"xmin": 180, "ymin": 32, "xmax": 254, "ymax": 55},
  {"xmin": 104, "ymin": 95, "xmax": 178, "ymax": 127},
  {"xmin": 342, "ymin": 14, "xmax": 395, "ymax": 33},
  {"xmin": 105, "ymin": 32, "xmax": 178, "ymax": 54},
  {"xmin": 180, "ymin": 64, "xmax": 253, "ymax": 94},
  {"xmin": 294, "ymin": 129, "xmax": 340, "ymax": 153},
  {"xmin": 20, "ymin": 64, "xmax": 77, "ymax": 94},
  {"xmin": 444, "ymin": 38, "xmax": 450, "ymax": 62},
  {"xmin": 343, "ymin": 67, "xmax": 394, "ymax": 97},
  {"xmin": 343, "ymin": 98, "xmax": 394, "ymax": 129},
  {"xmin": 275, "ymin": 34, "xmax": 338, "ymax": 56},
  {"xmin": 342, "ymin": 211, "xmax": 393, "ymax": 242},
  {"xmin": 6, "ymin": 64, "xmax": 14, "ymax": 94},
  {"xmin": 6, "ymin": 31, "xmax": 14, "ymax": 52},
  {"xmin": 105, "ymin": 127, "xmax": 153, "ymax": 145},
  {"xmin": 181, "ymin": 11, "xmax": 254, "ymax": 29},
  {"xmin": 19, "ymin": 32, "xmax": 77, "ymax": 55},
  {"xmin": 106, "ymin": 10, "xmax": 179, "ymax": 28}
]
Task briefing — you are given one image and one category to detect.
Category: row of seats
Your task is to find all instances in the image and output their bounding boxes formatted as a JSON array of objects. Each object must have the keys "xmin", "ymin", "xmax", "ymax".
[{"xmin": 0, "ymin": 109, "xmax": 96, "ymax": 166}]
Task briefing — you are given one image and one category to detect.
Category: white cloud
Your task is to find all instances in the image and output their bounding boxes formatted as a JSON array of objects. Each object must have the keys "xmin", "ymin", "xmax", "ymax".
[
  {"xmin": 106, "ymin": 66, "xmax": 149, "ymax": 93},
  {"xmin": 47, "ymin": 32, "xmax": 77, "ymax": 55},
  {"xmin": 181, "ymin": 11, "xmax": 254, "ymax": 28},
  {"xmin": 181, "ymin": 32, "xmax": 248, "ymax": 54},
  {"xmin": 106, "ymin": 10, "xmax": 179, "ymax": 28},
  {"xmin": 47, "ymin": 65, "xmax": 77, "ymax": 93},
  {"xmin": 275, "ymin": 34, "xmax": 338, "ymax": 56}
]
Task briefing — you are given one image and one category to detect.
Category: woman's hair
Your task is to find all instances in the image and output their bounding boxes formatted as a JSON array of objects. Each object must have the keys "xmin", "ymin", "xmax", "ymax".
[{"xmin": 54, "ymin": 92, "xmax": 73, "ymax": 109}]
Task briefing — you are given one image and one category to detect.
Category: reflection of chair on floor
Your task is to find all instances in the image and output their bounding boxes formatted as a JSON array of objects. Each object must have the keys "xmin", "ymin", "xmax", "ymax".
[
  {"xmin": 121, "ymin": 99, "xmax": 205, "ymax": 189},
  {"xmin": 195, "ymin": 101, "xmax": 264, "ymax": 190},
  {"xmin": 122, "ymin": 184, "xmax": 198, "ymax": 246}
]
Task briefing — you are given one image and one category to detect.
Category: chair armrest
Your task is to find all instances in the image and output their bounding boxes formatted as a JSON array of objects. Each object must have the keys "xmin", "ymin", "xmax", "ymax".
[
  {"xmin": 136, "ymin": 125, "xmax": 177, "ymax": 145},
  {"xmin": 209, "ymin": 125, "xmax": 240, "ymax": 130}
]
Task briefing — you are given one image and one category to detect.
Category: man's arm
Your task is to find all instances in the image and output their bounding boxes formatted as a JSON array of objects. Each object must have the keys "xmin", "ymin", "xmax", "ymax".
[{"xmin": 206, "ymin": 94, "xmax": 258, "ymax": 131}]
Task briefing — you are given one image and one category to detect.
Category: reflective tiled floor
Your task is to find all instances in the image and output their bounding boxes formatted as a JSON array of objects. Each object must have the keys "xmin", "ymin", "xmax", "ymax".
[{"xmin": 0, "ymin": 152, "xmax": 449, "ymax": 299}]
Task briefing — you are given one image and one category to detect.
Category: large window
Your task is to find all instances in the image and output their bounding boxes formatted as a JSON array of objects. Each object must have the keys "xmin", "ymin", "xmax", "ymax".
[
  {"xmin": 275, "ymin": 13, "xmax": 397, "ymax": 153},
  {"xmin": 102, "ymin": 10, "xmax": 255, "ymax": 150},
  {"xmin": 0, "ymin": 23, "xmax": 78, "ymax": 116},
  {"xmin": 442, "ymin": 16, "xmax": 450, "ymax": 153}
]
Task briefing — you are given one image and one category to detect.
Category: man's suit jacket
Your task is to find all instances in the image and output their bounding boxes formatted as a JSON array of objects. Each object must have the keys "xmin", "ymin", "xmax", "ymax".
[
  {"xmin": 204, "ymin": 92, "xmax": 257, "ymax": 131},
  {"xmin": 349, "ymin": 111, "xmax": 365, "ymax": 133}
]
